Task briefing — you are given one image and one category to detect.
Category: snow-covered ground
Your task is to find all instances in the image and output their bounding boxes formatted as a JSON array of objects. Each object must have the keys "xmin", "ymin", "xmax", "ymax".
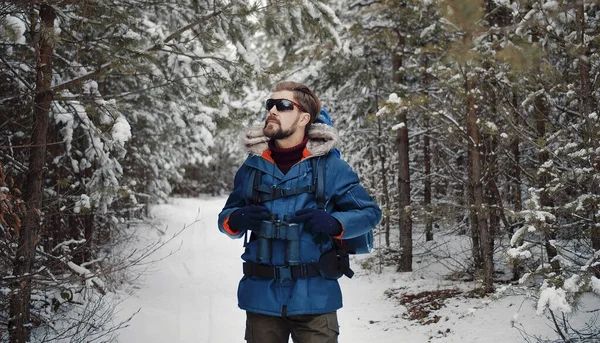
[{"xmin": 115, "ymin": 197, "xmax": 596, "ymax": 343}]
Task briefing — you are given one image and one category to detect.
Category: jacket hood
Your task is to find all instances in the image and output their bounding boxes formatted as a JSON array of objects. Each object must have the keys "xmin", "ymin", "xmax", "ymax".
[{"xmin": 243, "ymin": 123, "xmax": 339, "ymax": 157}]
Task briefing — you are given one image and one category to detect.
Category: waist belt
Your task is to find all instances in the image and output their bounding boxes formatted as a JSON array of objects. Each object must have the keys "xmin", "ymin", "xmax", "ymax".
[{"xmin": 243, "ymin": 262, "xmax": 321, "ymax": 280}]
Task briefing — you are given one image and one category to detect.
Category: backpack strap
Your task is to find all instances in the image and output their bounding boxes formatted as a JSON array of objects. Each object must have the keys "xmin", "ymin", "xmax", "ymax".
[
  {"xmin": 312, "ymin": 157, "xmax": 326, "ymax": 210},
  {"xmin": 243, "ymin": 168, "xmax": 261, "ymax": 247},
  {"xmin": 312, "ymin": 155, "xmax": 355, "ymax": 279},
  {"xmin": 247, "ymin": 157, "xmax": 326, "ymax": 208},
  {"xmin": 254, "ymin": 184, "xmax": 316, "ymax": 202},
  {"xmin": 245, "ymin": 167, "xmax": 262, "ymax": 205},
  {"xmin": 247, "ymin": 161, "xmax": 323, "ymax": 204}
]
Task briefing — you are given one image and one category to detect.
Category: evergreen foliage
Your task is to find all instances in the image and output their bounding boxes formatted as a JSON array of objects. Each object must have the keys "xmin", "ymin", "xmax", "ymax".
[
  {"xmin": 261, "ymin": 0, "xmax": 600, "ymax": 334},
  {"xmin": 0, "ymin": 0, "xmax": 599, "ymax": 340},
  {"xmin": 0, "ymin": 1, "xmax": 341, "ymax": 341}
]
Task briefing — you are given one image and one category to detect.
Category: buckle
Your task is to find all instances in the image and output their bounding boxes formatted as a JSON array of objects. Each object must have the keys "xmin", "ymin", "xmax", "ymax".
[
  {"xmin": 270, "ymin": 187, "xmax": 295, "ymax": 198},
  {"xmin": 274, "ymin": 266, "xmax": 292, "ymax": 280},
  {"xmin": 270, "ymin": 186, "xmax": 279, "ymax": 198}
]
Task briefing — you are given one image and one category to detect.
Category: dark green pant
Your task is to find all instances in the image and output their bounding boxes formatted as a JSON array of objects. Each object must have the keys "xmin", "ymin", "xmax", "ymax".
[{"xmin": 245, "ymin": 311, "xmax": 339, "ymax": 343}]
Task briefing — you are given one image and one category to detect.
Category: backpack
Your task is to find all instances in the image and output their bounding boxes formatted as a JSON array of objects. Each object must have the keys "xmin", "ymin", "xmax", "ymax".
[{"xmin": 246, "ymin": 108, "xmax": 374, "ymax": 278}]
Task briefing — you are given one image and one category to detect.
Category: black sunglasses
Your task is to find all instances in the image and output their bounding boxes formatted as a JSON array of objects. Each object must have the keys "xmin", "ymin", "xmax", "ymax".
[{"xmin": 266, "ymin": 98, "xmax": 306, "ymax": 113}]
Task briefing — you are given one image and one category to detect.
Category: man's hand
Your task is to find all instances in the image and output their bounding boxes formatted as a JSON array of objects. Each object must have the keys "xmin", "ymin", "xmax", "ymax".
[
  {"xmin": 228, "ymin": 205, "xmax": 270, "ymax": 231},
  {"xmin": 290, "ymin": 208, "xmax": 342, "ymax": 236}
]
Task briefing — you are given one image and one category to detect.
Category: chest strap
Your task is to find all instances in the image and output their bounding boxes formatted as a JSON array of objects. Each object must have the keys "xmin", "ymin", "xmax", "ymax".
[
  {"xmin": 247, "ymin": 157, "xmax": 326, "ymax": 205},
  {"xmin": 243, "ymin": 261, "xmax": 321, "ymax": 280},
  {"xmin": 254, "ymin": 184, "xmax": 316, "ymax": 203}
]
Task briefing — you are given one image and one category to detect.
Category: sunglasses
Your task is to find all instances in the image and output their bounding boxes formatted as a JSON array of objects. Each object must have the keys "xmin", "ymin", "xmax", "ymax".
[{"xmin": 266, "ymin": 98, "xmax": 306, "ymax": 113}]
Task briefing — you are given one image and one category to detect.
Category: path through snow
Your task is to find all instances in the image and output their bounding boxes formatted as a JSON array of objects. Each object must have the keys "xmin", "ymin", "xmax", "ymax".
[{"xmin": 115, "ymin": 197, "xmax": 578, "ymax": 343}]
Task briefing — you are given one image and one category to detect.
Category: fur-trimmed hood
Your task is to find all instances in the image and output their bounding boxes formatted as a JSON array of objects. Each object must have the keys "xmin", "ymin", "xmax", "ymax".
[{"xmin": 243, "ymin": 123, "xmax": 339, "ymax": 157}]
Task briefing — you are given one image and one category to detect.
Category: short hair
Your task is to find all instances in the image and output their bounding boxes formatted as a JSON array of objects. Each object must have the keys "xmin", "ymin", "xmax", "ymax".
[{"xmin": 273, "ymin": 81, "xmax": 321, "ymax": 123}]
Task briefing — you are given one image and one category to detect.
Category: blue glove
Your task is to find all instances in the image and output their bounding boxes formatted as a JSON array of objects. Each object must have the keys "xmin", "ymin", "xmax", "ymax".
[
  {"xmin": 228, "ymin": 205, "xmax": 270, "ymax": 231},
  {"xmin": 290, "ymin": 208, "xmax": 342, "ymax": 236}
]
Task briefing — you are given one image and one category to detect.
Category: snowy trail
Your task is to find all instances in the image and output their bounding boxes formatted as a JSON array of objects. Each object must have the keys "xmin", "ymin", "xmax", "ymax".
[
  {"xmin": 116, "ymin": 197, "xmax": 246, "ymax": 343},
  {"xmin": 114, "ymin": 197, "xmax": 403, "ymax": 343},
  {"xmin": 114, "ymin": 197, "xmax": 572, "ymax": 343}
]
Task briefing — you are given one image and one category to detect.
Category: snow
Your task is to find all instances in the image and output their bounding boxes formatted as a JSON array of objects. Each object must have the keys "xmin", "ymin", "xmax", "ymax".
[
  {"xmin": 536, "ymin": 287, "xmax": 571, "ymax": 315},
  {"xmin": 541, "ymin": 1, "xmax": 559, "ymax": 11},
  {"xmin": 82, "ymin": 80, "xmax": 99, "ymax": 95},
  {"xmin": 392, "ymin": 122, "xmax": 406, "ymax": 130},
  {"xmin": 67, "ymin": 261, "xmax": 90, "ymax": 276},
  {"xmin": 420, "ymin": 23, "xmax": 436, "ymax": 38},
  {"xmin": 302, "ymin": 0, "xmax": 319, "ymax": 19},
  {"xmin": 114, "ymin": 197, "xmax": 597, "ymax": 343},
  {"xmin": 123, "ymin": 30, "xmax": 142, "ymax": 40},
  {"xmin": 53, "ymin": 104, "xmax": 75, "ymax": 154},
  {"xmin": 387, "ymin": 93, "xmax": 400, "ymax": 103},
  {"xmin": 507, "ymin": 245, "xmax": 533, "ymax": 260},
  {"xmin": 591, "ymin": 277, "xmax": 600, "ymax": 293},
  {"xmin": 563, "ymin": 275, "xmax": 581, "ymax": 293},
  {"xmin": 112, "ymin": 117, "xmax": 132, "ymax": 145},
  {"xmin": 235, "ymin": 42, "xmax": 258, "ymax": 66},
  {"xmin": 67, "ymin": 261, "xmax": 106, "ymax": 289},
  {"xmin": 484, "ymin": 121, "xmax": 498, "ymax": 132},
  {"xmin": 290, "ymin": 7, "xmax": 304, "ymax": 35},
  {"xmin": 51, "ymin": 239, "xmax": 87, "ymax": 253},
  {"xmin": 314, "ymin": 3, "xmax": 342, "ymax": 26},
  {"xmin": 4, "ymin": 16, "xmax": 26, "ymax": 45},
  {"xmin": 73, "ymin": 194, "xmax": 90, "ymax": 213}
]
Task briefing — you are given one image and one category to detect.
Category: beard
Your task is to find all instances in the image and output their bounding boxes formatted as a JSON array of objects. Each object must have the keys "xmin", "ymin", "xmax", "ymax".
[
  {"xmin": 264, "ymin": 125, "xmax": 294, "ymax": 140},
  {"xmin": 263, "ymin": 117, "xmax": 299, "ymax": 140}
]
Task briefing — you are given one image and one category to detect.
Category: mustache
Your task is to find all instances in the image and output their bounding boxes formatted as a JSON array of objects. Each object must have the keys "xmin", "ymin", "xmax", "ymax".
[{"xmin": 265, "ymin": 117, "xmax": 280, "ymax": 125}]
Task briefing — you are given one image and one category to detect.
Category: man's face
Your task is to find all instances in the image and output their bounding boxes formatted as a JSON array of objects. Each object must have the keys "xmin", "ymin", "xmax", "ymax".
[{"xmin": 263, "ymin": 90, "xmax": 304, "ymax": 140}]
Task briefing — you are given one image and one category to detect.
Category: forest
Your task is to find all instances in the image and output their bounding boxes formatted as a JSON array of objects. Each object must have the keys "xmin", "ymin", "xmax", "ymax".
[{"xmin": 0, "ymin": 0, "xmax": 599, "ymax": 342}]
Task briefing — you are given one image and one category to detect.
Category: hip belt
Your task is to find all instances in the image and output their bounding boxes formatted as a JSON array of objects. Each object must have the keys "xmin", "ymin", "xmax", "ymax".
[{"xmin": 243, "ymin": 261, "xmax": 321, "ymax": 280}]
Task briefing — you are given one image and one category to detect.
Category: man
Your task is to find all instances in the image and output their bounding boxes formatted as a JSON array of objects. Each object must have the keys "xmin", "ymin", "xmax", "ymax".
[{"xmin": 218, "ymin": 81, "xmax": 381, "ymax": 343}]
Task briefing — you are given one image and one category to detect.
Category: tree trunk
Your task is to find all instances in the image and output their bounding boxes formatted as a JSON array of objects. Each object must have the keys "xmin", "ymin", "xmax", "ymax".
[
  {"xmin": 467, "ymin": 160, "xmax": 481, "ymax": 269},
  {"xmin": 377, "ymin": 116, "xmax": 391, "ymax": 248},
  {"xmin": 510, "ymin": 94, "xmax": 523, "ymax": 216},
  {"xmin": 464, "ymin": 73, "xmax": 481, "ymax": 270},
  {"xmin": 510, "ymin": 92, "xmax": 524, "ymax": 282},
  {"xmin": 392, "ymin": 32, "xmax": 406, "ymax": 84},
  {"xmin": 484, "ymin": 133, "xmax": 498, "ymax": 268},
  {"xmin": 423, "ymin": 57, "xmax": 433, "ymax": 242},
  {"xmin": 534, "ymin": 95, "xmax": 560, "ymax": 273},
  {"xmin": 396, "ymin": 109, "xmax": 412, "ymax": 272},
  {"xmin": 466, "ymin": 77, "xmax": 494, "ymax": 292},
  {"xmin": 423, "ymin": 112, "xmax": 433, "ymax": 242},
  {"xmin": 392, "ymin": 32, "xmax": 412, "ymax": 272},
  {"xmin": 9, "ymin": 5, "xmax": 55, "ymax": 343}
]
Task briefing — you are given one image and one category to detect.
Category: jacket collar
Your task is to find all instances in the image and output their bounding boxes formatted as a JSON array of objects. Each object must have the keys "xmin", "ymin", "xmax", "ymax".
[{"xmin": 243, "ymin": 123, "xmax": 339, "ymax": 158}]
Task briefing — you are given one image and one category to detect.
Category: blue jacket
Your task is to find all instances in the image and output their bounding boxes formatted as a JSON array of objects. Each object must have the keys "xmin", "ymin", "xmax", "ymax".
[{"xmin": 218, "ymin": 123, "xmax": 381, "ymax": 316}]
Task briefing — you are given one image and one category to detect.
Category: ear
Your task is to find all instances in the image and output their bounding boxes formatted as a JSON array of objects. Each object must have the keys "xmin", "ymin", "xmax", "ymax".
[{"xmin": 299, "ymin": 112, "xmax": 311, "ymax": 126}]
